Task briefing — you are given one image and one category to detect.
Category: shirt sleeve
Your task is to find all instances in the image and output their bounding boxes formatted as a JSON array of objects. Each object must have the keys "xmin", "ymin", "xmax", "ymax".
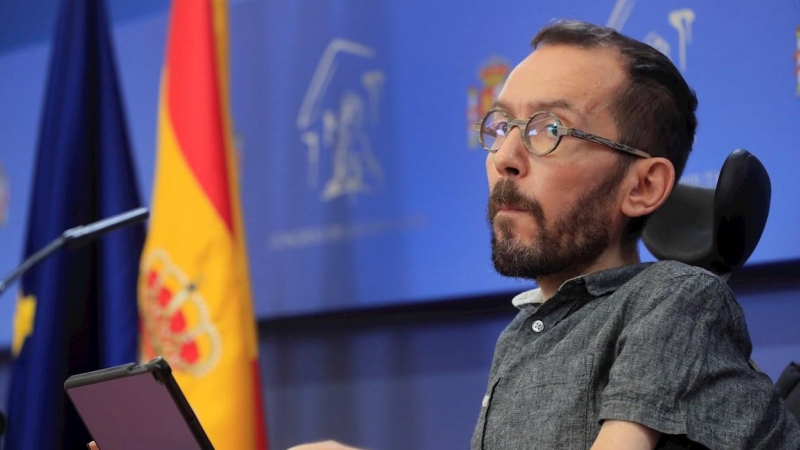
[{"xmin": 598, "ymin": 266, "xmax": 800, "ymax": 449}]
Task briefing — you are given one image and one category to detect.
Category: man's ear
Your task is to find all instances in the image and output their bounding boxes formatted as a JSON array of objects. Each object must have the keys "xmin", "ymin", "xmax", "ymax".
[{"xmin": 620, "ymin": 157, "xmax": 675, "ymax": 219}]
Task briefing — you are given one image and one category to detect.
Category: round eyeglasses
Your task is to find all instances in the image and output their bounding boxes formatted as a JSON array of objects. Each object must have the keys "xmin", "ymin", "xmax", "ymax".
[{"xmin": 473, "ymin": 110, "xmax": 652, "ymax": 159}]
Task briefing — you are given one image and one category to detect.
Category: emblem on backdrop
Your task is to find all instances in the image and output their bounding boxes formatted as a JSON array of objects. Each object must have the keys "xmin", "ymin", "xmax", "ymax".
[
  {"xmin": 467, "ymin": 57, "xmax": 510, "ymax": 149},
  {"xmin": 139, "ymin": 250, "xmax": 221, "ymax": 377},
  {"xmin": 297, "ymin": 39, "xmax": 386, "ymax": 202},
  {"xmin": 607, "ymin": 0, "xmax": 695, "ymax": 72}
]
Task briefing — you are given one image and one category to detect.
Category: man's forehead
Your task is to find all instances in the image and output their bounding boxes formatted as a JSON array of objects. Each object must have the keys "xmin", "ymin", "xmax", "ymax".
[
  {"xmin": 493, "ymin": 97, "xmax": 581, "ymax": 117},
  {"xmin": 496, "ymin": 44, "xmax": 625, "ymax": 118}
]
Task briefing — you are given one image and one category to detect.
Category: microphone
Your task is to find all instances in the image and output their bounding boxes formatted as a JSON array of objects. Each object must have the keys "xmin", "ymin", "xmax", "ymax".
[
  {"xmin": 0, "ymin": 207, "xmax": 149, "ymax": 296},
  {"xmin": 62, "ymin": 207, "xmax": 148, "ymax": 249}
]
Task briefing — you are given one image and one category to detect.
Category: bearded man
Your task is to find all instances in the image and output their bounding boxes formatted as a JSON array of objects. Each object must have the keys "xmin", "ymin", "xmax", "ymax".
[{"xmin": 468, "ymin": 19, "xmax": 800, "ymax": 450}]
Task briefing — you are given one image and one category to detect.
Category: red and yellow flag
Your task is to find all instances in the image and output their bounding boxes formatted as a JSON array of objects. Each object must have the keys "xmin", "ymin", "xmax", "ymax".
[{"xmin": 138, "ymin": 1, "xmax": 267, "ymax": 448}]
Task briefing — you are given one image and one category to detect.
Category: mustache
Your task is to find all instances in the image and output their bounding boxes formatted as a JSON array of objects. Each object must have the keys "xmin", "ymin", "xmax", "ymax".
[{"xmin": 487, "ymin": 179, "xmax": 545, "ymax": 222}]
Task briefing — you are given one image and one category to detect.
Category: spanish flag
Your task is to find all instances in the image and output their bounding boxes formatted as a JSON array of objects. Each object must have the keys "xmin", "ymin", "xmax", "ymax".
[{"xmin": 138, "ymin": 1, "xmax": 267, "ymax": 449}]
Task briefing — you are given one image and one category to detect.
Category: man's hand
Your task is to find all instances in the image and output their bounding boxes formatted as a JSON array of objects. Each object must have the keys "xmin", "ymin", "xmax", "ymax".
[
  {"xmin": 90, "ymin": 439, "xmax": 364, "ymax": 450},
  {"xmin": 287, "ymin": 440, "xmax": 363, "ymax": 450},
  {"xmin": 591, "ymin": 420, "xmax": 660, "ymax": 450}
]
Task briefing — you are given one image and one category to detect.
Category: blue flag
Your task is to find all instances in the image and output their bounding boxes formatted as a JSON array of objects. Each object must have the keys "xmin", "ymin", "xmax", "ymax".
[{"xmin": 5, "ymin": 0, "xmax": 145, "ymax": 447}]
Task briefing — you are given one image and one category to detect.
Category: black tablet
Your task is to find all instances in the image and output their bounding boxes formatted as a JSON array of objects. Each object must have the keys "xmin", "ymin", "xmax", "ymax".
[{"xmin": 64, "ymin": 357, "xmax": 214, "ymax": 450}]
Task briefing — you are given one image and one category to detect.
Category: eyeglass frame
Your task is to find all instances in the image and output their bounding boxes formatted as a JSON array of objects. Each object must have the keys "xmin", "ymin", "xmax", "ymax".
[{"xmin": 473, "ymin": 109, "xmax": 652, "ymax": 159}]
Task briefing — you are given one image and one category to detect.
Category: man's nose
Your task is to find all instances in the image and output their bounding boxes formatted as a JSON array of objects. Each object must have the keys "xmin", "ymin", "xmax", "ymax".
[{"xmin": 491, "ymin": 127, "xmax": 528, "ymax": 179}]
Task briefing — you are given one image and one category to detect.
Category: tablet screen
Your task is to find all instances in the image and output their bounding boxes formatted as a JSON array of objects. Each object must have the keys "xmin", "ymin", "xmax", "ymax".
[{"xmin": 67, "ymin": 370, "xmax": 207, "ymax": 449}]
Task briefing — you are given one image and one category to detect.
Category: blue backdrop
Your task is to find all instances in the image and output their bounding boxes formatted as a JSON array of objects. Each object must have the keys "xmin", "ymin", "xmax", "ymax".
[{"xmin": 0, "ymin": 0, "xmax": 798, "ymax": 341}]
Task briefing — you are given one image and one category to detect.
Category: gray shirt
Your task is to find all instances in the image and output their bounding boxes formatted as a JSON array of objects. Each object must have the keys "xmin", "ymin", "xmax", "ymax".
[{"xmin": 471, "ymin": 261, "xmax": 800, "ymax": 449}]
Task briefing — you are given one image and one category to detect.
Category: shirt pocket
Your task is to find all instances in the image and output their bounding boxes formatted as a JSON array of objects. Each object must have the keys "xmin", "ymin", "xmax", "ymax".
[
  {"xmin": 471, "ymin": 376, "xmax": 501, "ymax": 450},
  {"xmin": 482, "ymin": 353, "xmax": 595, "ymax": 450}
]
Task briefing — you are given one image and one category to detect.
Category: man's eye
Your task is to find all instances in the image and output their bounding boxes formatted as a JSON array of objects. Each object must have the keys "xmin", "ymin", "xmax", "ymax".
[
  {"xmin": 487, "ymin": 121, "xmax": 508, "ymax": 137},
  {"xmin": 526, "ymin": 115, "xmax": 559, "ymax": 140}
]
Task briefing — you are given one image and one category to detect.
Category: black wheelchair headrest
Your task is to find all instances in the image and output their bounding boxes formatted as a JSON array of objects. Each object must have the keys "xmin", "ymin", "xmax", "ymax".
[
  {"xmin": 642, "ymin": 149, "xmax": 771, "ymax": 276},
  {"xmin": 775, "ymin": 362, "xmax": 800, "ymax": 425}
]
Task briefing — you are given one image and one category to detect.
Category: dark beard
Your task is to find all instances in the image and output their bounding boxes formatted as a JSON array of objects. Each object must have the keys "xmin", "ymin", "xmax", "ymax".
[{"xmin": 487, "ymin": 170, "xmax": 624, "ymax": 281}]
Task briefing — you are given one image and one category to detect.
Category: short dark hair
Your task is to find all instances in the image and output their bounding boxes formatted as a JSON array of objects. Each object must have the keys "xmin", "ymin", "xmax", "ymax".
[{"xmin": 532, "ymin": 19, "xmax": 698, "ymax": 244}]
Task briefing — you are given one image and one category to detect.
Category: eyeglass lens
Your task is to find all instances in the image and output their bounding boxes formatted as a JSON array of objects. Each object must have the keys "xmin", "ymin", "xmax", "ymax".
[{"xmin": 480, "ymin": 111, "xmax": 559, "ymax": 154}]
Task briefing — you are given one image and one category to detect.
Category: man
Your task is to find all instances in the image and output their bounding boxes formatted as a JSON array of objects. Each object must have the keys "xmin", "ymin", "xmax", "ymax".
[{"xmin": 468, "ymin": 19, "xmax": 800, "ymax": 449}]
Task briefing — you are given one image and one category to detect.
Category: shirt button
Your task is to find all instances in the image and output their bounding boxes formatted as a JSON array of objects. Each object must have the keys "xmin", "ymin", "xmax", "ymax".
[{"xmin": 532, "ymin": 320, "xmax": 544, "ymax": 333}]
